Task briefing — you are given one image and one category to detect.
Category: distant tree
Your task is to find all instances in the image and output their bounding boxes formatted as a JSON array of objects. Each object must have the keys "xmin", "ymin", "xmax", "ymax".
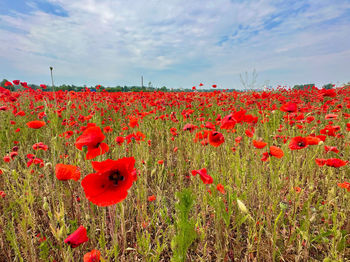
[
  {"xmin": 0, "ymin": 79, "xmax": 15, "ymax": 91},
  {"xmin": 322, "ymin": 83, "xmax": 334, "ymax": 89},
  {"xmin": 293, "ymin": 84, "xmax": 315, "ymax": 90},
  {"xmin": 0, "ymin": 79, "xmax": 9, "ymax": 87}
]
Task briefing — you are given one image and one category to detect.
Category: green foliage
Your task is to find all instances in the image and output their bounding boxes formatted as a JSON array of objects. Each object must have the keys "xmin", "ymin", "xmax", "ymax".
[
  {"xmin": 322, "ymin": 83, "xmax": 334, "ymax": 89},
  {"xmin": 171, "ymin": 188, "xmax": 197, "ymax": 262},
  {"xmin": 0, "ymin": 78, "xmax": 9, "ymax": 87},
  {"xmin": 293, "ymin": 83, "xmax": 315, "ymax": 90}
]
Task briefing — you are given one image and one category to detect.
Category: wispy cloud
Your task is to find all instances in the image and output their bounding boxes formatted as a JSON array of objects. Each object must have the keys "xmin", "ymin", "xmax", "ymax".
[{"xmin": 0, "ymin": 0, "xmax": 349, "ymax": 88}]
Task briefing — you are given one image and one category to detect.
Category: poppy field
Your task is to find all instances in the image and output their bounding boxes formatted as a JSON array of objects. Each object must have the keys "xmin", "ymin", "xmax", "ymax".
[{"xmin": 0, "ymin": 81, "xmax": 349, "ymax": 261}]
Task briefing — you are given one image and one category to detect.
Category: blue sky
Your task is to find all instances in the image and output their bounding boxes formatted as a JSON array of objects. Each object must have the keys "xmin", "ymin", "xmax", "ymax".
[{"xmin": 0, "ymin": 0, "xmax": 350, "ymax": 89}]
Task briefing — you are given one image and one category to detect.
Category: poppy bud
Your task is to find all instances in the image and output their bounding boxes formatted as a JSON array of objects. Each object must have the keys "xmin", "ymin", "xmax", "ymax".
[
  {"xmin": 43, "ymin": 197, "xmax": 50, "ymax": 211},
  {"xmin": 58, "ymin": 226, "xmax": 64, "ymax": 239},
  {"xmin": 82, "ymin": 145, "xmax": 88, "ymax": 153},
  {"xmin": 3, "ymin": 155, "xmax": 10, "ymax": 163},
  {"xmin": 279, "ymin": 201, "xmax": 289, "ymax": 210},
  {"xmin": 151, "ymin": 168, "xmax": 157, "ymax": 176}
]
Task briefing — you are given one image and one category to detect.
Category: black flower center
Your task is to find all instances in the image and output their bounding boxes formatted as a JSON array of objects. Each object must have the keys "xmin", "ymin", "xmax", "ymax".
[
  {"xmin": 108, "ymin": 170, "xmax": 124, "ymax": 185},
  {"xmin": 298, "ymin": 142, "xmax": 305, "ymax": 147}
]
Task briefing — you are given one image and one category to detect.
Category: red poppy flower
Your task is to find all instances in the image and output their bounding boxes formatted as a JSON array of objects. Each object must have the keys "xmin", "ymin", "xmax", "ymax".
[
  {"xmin": 128, "ymin": 116, "xmax": 139, "ymax": 128},
  {"xmin": 325, "ymin": 114, "xmax": 338, "ymax": 120},
  {"xmin": 204, "ymin": 121, "xmax": 215, "ymax": 130},
  {"xmin": 13, "ymin": 80, "xmax": 20, "ymax": 85},
  {"xmin": 261, "ymin": 146, "xmax": 284, "ymax": 161},
  {"xmin": 115, "ymin": 136, "xmax": 125, "ymax": 145},
  {"xmin": 321, "ymin": 89, "xmax": 336, "ymax": 97},
  {"xmin": 194, "ymin": 130, "xmax": 209, "ymax": 143},
  {"xmin": 305, "ymin": 136, "xmax": 321, "ymax": 145},
  {"xmin": 324, "ymin": 146, "xmax": 339, "ymax": 154},
  {"xmin": 253, "ymin": 140, "xmax": 267, "ymax": 149},
  {"xmin": 191, "ymin": 168, "xmax": 213, "ymax": 184},
  {"xmin": 81, "ymin": 157, "xmax": 136, "ymax": 206},
  {"xmin": 20, "ymin": 82, "xmax": 28, "ymax": 88},
  {"xmin": 84, "ymin": 249, "xmax": 101, "ymax": 262},
  {"xmin": 315, "ymin": 158, "xmax": 327, "ymax": 166},
  {"xmin": 289, "ymin": 136, "xmax": 308, "ymax": 150},
  {"xmin": 55, "ymin": 164, "xmax": 81, "ymax": 181},
  {"xmin": 0, "ymin": 191, "xmax": 6, "ymax": 198},
  {"xmin": 245, "ymin": 128, "xmax": 254, "ymax": 138},
  {"xmin": 32, "ymin": 142, "xmax": 49, "ymax": 151},
  {"xmin": 316, "ymin": 158, "xmax": 348, "ymax": 167},
  {"xmin": 26, "ymin": 121, "xmax": 46, "ymax": 129},
  {"xmin": 103, "ymin": 126, "xmax": 113, "ymax": 133},
  {"xmin": 261, "ymin": 152, "xmax": 269, "ymax": 162},
  {"xmin": 75, "ymin": 126, "xmax": 109, "ymax": 160},
  {"xmin": 60, "ymin": 130, "xmax": 74, "ymax": 139},
  {"xmin": 280, "ymin": 102, "xmax": 298, "ymax": 113},
  {"xmin": 306, "ymin": 116, "xmax": 315, "ymax": 123},
  {"xmin": 183, "ymin": 123, "xmax": 198, "ymax": 132},
  {"xmin": 325, "ymin": 158, "xmax": 348, "ymax": 168},
  {"xmin": 16, "ymin": 111, "xmax": 26, "ymax": 117},
  {"xmin": 10, "ymin": 152, "xmax": 18, "ymax": 160},
  {"xmin": 220, "ymin": 114, "xmax": 237, "ymax": 129},
  {"xmin": 208, "ymin": 131, "xmax": 225, "ymax": 147},
  {"xmin": 170, "ymin": 127, "xmax": 178, "ymax": 136},
  {"xmin": 64, "ymin": 226, "xmax": 89, "ymax": 248},
  {"xmin": 235, "ymin": 136, "xmax": 242, "ymax": 145},
  {"xmin": 3, "ymin": 155, "xmax": 11, "ymax": 163},
  {"xmin": 148, "ymin": 195, "xmax": 156, "ymax": 202},
  {"xmin": 216, "ymin": 183, "xmax": 225, "ymax": 194},
  {"xmin": 337, "ymin": 181, "xmax": 350, "ymax": 192},
  {"xmin": 269, "ymin": 146, "xmax": 284, "ymax": 158}
]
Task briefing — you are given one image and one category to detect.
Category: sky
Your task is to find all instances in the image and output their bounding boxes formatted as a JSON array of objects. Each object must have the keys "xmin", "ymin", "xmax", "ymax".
[{"xmin": 0, "ymin": 0, "xmax": 350, "ymax": 90}]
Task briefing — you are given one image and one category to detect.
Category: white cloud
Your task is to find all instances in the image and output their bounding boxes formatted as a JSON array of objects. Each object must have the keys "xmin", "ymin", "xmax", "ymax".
[{"xmin": 0, "ymin": 0, "xmax": 349, "ymax": 88}]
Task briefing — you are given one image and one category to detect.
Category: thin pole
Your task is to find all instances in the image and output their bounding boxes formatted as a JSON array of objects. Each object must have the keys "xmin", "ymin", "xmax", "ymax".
[
  {"xmin": 141, "ymin": 76, "xmax": 143, "ymax": 88},
  {"xmin": 50, "ymin": 66, "xmax": 55, "ymax": 91}
]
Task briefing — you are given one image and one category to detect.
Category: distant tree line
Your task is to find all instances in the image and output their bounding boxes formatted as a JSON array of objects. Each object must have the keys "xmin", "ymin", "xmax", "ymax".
[
  {"xmin": 0, "ymin": 79, "xmax": 169, "ymax": 92},
  {"xmin": 3, "ymin": 79, "xmax": 347, "ymax": 92},
  {"xmin": 0, "ymin": 79, "xmax": 238, "ymax": 92},
  {"xmin": 293, "ymin": 83, "xmax": 336, "ymax": 90}
]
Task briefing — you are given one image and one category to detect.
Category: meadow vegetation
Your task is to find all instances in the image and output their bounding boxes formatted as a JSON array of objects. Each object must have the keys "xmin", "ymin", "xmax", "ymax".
[{"xmin": 0, "ymin": 81, "xmax": 349, "ymax": 261}]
